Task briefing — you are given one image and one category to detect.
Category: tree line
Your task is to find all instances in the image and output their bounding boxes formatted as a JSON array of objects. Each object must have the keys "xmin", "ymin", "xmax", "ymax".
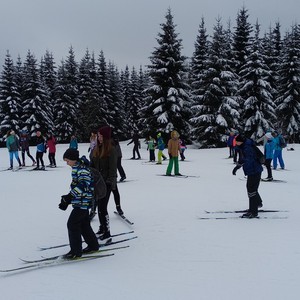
[{"xmin": 1, "ymin": 7, "xmax": 300, "ymax": 147}]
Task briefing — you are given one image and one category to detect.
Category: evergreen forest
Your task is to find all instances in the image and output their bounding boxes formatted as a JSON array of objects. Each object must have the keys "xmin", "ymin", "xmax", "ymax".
[{"xmin": 1, "ymin": 7, "xmax": 300, "ymax": 147}]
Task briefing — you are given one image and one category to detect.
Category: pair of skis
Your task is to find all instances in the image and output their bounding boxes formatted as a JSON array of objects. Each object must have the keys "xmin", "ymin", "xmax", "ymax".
[
  {"xmin": 199, "ymin": 209, "xmax": 288, "ymax": 220},
  {"xmin": 1, "ymin": 231, "xmax": 137, "ymax": 272}
]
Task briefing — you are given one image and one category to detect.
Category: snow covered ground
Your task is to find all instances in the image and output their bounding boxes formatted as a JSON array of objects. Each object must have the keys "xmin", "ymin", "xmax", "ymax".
[{"xmin": 0, "ymin": 141, "xmax": 299, "ymax": 300}]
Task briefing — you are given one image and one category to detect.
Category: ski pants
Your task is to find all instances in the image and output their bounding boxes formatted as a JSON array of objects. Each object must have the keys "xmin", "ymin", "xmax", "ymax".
[
  {"xmin": 117, "ymin": 157, "xmax": 126, "ymax": 178},
  {"xmin": 67, "ymin": 208, "xmax": 99, "ymax": 255},
  {"xmin": 36, "ymin": 151, "xmax": 44, "ymax": 168},
  {"xmin": 21, "ymin": 148, "xmax": 35, "ymax": 165},
  {"xmin": 166, "ymin": 156, "xmax": 179, "ymax": 175},
  {"xmin": 273, "ymin": 149, "xmax": 285, "ymax": 169},
  {"xmin": 97, "ymin": 183, "xmax": 113, "ymax": 233},
  {"xmin": 246, "ymin": 173, "xmax": 262, "ymax": 214}
]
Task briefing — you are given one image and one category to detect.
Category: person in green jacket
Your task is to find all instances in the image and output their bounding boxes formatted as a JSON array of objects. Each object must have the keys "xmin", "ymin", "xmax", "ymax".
[{"xmin": 6, "ymin": 130, "xmax": 22, "ymax": 170}]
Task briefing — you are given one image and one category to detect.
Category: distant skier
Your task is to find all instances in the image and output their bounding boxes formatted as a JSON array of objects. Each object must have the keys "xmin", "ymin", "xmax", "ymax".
[
  {"xmin": 156, "ymin": 132, "xmax": 167, "ymax": 164},
  {"xmin": 19, "ymin": 130, "xmax": 36, "ymax": 166},
  {"xmin": 127, "ymin": 131, "xmax": 141, "ymax": 159},
  {"xmin": 166, "ymin": 130, "xmax": 181, "ymax": 176},
  {"xmin": 34, "ymin": 131, "xmax": 46, "ymax": 170},
  {"xmin": 6, "ymin": 129, "xmax": 22, "ymax": 169}
]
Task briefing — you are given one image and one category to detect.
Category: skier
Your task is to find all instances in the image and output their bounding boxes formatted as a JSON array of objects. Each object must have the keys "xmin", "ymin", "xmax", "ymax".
[
  {"xmin": 59, "ymin": 148, "xmax": 99, "ymax": 259},
  {"xmin": 227, "ymin": 131, "xmax": 235, "ymax": 158},
  {"xmin": 33, "ymin": 131, "xmax": 46, "ymax": 170},
  {"xmin": 156, "ymin": 132, "xmax": 167, "ymax": 164},
  {"xmin": 19, "ymin": 130, "xmax": 36, "ymax": 166},
  {"xmin": 88, "ymin": 131, "xmax": 97, "ymax": 161},
  {"xmin": 127, "ymin": 131, "xmax": 141, "ymax": 159},
  {"xmin": 166, "ymin": 130, "xmax": 181, "ymax": 176},
  {"xmin": 90, "ymin": 126, "xmax": 118, "ymax": 241},
  {"xmin": 6, "ymin": 130, "xmax": 22, "ymax": 169},
  {"xmin": 232, "ymin": 134, "xmax": 263, "ymax": 218},
  {"xmin": 69, "ymin": 135, "xmax": 78, "ymax": 150},
  {"xmin": 262, "ymin": 132, "xmax": 275, "ymax": 181},
  {"xmin": 179, "ymin": 138, "xmax": 187, "ymax": 161},
  {"xmin": 272, "ymin": 131, "xmax": 285, "ymax": 170},
  {"xmin": 114, "ymin": 135, "xmax": 126, "ymax": 182},
  {"xmin": 46, "ymin": 133, "xmax": 56, "ymax": 167},
  {"xmin": 146, "ymin": 135, "xmax": 156, "ymax": 162}
]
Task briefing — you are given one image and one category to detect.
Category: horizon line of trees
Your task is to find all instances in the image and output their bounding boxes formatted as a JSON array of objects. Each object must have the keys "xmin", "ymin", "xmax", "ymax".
[{"xmin": 1, "ymin": 6, "xmax": 300, "ymax": 147}]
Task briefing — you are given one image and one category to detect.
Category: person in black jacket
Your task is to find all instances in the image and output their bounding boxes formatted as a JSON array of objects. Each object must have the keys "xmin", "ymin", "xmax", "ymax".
[
  {"xmin": 232, "ymin": 134, "xmax": 263, "ymax": 218},
  {"xmin": 20, "ymin": 130, "xmax": 36, "ymax": 166},
  {"xmin": 34, "ymin": 131, "xmax": 46, "ymax": 170}
]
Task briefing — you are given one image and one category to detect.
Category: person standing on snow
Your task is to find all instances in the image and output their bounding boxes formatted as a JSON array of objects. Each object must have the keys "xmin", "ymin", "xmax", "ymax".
[
  {"xmin": 46, "ymin": 133, "xmax": 57, "ymax": 167},
  {"xmin": 272, "ymin": 131, "xmax": 285, "ymax": 170},
  {"xmin": 90, "ymin": 126, "xmax": 118, "ymax": 241},
  {"xmin": 156, "ymin": 132, "xmax": 167, "ymax": 164},
  {"xmin": 166, "ymin": 130, "xmax": 181, "ymax": 176},
  {"xmin": 146, "ymin": 135, "xmax": 156, "ymax": 162},
  {"xmin": 262, "ymin": 133, "xmax": 275, "ymax": 181},
  {"xmin": 232, "ymin": 134, "xmax": 263, "ymax": 218},
  {"xmin": 59, "ymin": 148, "xmax": 99, "ymax": 259},
  {"xmin": 34, "ymin": 131, "xmax": 46, "ymax": 170},
  {"xmin": 19, "ymin": 130, "xmax": 36, "ymax": 166},
  {"xmin": 6, "ymin": 129, "xmax": 22, "ymax": 169},
  {"xmin": 127, "ymin": 131, "xmax": 141, "ymax": 159}
]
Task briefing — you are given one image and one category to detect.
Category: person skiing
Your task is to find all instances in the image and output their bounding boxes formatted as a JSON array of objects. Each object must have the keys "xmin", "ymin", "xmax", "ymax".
[
  {"xmin": 166, "ymin": 130, "xmax": 181, "ymax": 176},
  {"xmin": 262, "ymin": 132, "xmax": 275, "ymax": 181},
  {"xmin": 179, "ymin": 138, "xmax": 187, "ymax": 161},
  {"xmin": 146, "ymin": 135, "xmax": 156, "ymax": 162},
  {"xmin": 127, "ymin": 131, "xmax": 141, "ymax": 159},
  {"xmin": 90, "ymin": 126, "xmax": 118, "ymax": 241},
  {"xmin": 232, "ymin": 134, "xmax": 263, "ymax": 218},
  {"xmin": 69, "ymin": 135, "xmax": 78, "ymax": 150},
  {"xmin": 59, "ymin": 148, "xmax": 99, "ymax": 259},
  {"xmin": 114, "ymin": 135, "xmax": 126, "ymax": 182},
  {"xmin": 227, "ymin": 131, "xmax": 235, "ymax": 158},
  {"xmin": 34, "ymin": 131, "xmax": 46, "ymax": 170},
  {"xmin": 156, "ymin": 132, "xmax": 167, "ymax": 164},
  {"xmin": 19, "ymin": 130, "xmax": 36, "ymax": 166},
  {"xmin": 272, "ymin": 131, "xmax": 285, "ymax": 170},
  {"xmin": 46, "ymin": 133, "xmax": 57, "ymax": 167},
  {"xmin": 6, "ymin": 129, "xmax": 22, "ymax": 170}
]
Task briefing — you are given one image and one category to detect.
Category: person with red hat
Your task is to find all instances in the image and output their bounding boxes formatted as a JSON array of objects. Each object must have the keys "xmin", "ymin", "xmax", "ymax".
[{"xmin": 90, "ymin": 125, "xmax": 119, "ymax": 242}]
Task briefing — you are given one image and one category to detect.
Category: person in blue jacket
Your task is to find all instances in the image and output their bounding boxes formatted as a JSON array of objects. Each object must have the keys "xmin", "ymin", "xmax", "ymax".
[
  {"xmin": 59, "ymin": 148, "xmax": 99, "ymax": 259},
  {"xmin": 263, "ymin": 133, "xmax": 275, "ymax": 181},
  {"xmin": 272, "ymin": 131, "xmax": 285, "ymax": 170},
  {"xmin": 232, "ymin": 134, "xmax": 263, "ymax": 218}
]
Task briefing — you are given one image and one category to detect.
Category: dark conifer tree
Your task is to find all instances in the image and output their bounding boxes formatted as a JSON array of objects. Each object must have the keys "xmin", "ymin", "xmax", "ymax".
[
  {"xmin": 54, "ymin": 47, "xmax": 80, "ymax": 142},
  {"xmin": 190, "ymin": 18, "xmax": 239, "ymax": 147},
  {"xmin": 22, "ymin": 50, "xmax": 53, "ymax": 135},
  {"xmin": 143, "ymin": 9, "xmax": 191, "ymax": 137},
  {"xmin": 237, "ymin": 22, "xmax": 277, "ymax": 140},
  {"xmin": 275, "ymin": 25, "xmax": 300, "ymax": 142},
  {"xmin": 0, "ymin": 51, "xmax": 21, "ymax": 136}
]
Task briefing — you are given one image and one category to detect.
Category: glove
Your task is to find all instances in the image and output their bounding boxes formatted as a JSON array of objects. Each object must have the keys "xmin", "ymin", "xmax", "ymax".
[
  {"xmin": 58, "ymin": 193, "xmax": 72, "ymax": 210},
  {"xmin": 232, "ymin": 164, "xmax": 242, "ymax": 176}
]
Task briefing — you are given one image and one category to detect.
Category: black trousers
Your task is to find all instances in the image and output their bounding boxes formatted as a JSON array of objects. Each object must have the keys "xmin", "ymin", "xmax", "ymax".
[
  {"xmin": 265, "ymin": 158, "xmax": 272, "ymax": 178},
  {"xmin": 117, "ymin": 157, "xmax": 126, "ymax": 178},
  {"xmin": 67, "ymin": 208, "xmax": 99, "ymax": 255},
  {"xmin": 246, "ymin": 173, "xmax": 262, "ymax": 214},
  {"xmin": 22, "ymin": 149, "xmax": 35, "ymax": 165},
  {"xmin": 36, "ymin": 152, "xmax": 44, "ymax": 167},
  {"xmin": 48, "ymin": 152, "xmax": 56, "ymax": 166},
  {"xmin": 132, "ymin": 145, "xmax": 141, "ymax": 159}
]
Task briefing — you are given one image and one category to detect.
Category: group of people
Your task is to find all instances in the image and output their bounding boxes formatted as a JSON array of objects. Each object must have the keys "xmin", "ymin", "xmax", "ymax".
[
  {"xmin": 5, "ymin": 129, "xmax": 57, "ymax": 170},
  {"xmin": 60, "ymin": 127, "xmax": 191, "ymax": 259},
  {"xmin": 230, "ymin": 129, "xmax": 286, "ymax": 219}
]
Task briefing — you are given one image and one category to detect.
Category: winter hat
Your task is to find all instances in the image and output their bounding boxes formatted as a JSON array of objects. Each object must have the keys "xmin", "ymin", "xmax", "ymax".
[
  {"xmin": 235, "ymin": 134, "xmax": 246, "ymax": 142},
  {"xmin": 99, "ymin": 126, "xmax": 112, "ymax": 139},
  {"xmin": 63, "ymin": 148, "xmax": 79, "ymax": 161}
]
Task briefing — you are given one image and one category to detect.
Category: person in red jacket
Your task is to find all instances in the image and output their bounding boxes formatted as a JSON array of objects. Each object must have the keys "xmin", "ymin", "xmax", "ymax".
[{"xmin": 46, "ymin": 133, "xmax": 57, "ymax": 167}]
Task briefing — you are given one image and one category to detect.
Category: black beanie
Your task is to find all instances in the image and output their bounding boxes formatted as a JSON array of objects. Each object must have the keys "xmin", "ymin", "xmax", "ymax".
[
  {"xmin": 63, "ymin": 148, "xmax": 79, "ymax": 161},
  {"xmin": 235, "ymin": 134, "xmax": 246, "ymax": 142}
]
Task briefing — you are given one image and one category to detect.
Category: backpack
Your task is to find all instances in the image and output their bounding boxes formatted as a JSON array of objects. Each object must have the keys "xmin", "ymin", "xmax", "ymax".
[
  {"xmin": 89, "ymin": 167, "xmax": 107, "ymax": 199},
  {"xmin": 279, "ymin": 136, "xmax": 287, "ymax": 148},
  {"xmin": 253, "ymin": 145, "xmax": 265, "ymax": 165}
]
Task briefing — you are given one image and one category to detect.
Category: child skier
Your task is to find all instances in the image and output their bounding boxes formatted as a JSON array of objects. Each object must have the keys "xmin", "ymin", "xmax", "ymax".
[{"xmin": 59, "ymin": 148, "xmax": 99, "ymax": 259}]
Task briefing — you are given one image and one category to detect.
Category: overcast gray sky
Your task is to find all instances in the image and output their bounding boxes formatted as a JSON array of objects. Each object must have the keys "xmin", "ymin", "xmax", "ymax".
[{"xmin": 0, "ymin": 0, "xmax": 299, "ymax": 70}]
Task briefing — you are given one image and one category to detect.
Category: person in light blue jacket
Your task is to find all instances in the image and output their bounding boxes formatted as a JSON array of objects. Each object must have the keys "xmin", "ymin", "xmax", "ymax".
[
  {"xmin": 263, "ymin": 133, "xmax": 275, "ymax": 181},
  {"xmin": 272, "ymin": 131, "xmax": 285, "ymax": 170}
]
